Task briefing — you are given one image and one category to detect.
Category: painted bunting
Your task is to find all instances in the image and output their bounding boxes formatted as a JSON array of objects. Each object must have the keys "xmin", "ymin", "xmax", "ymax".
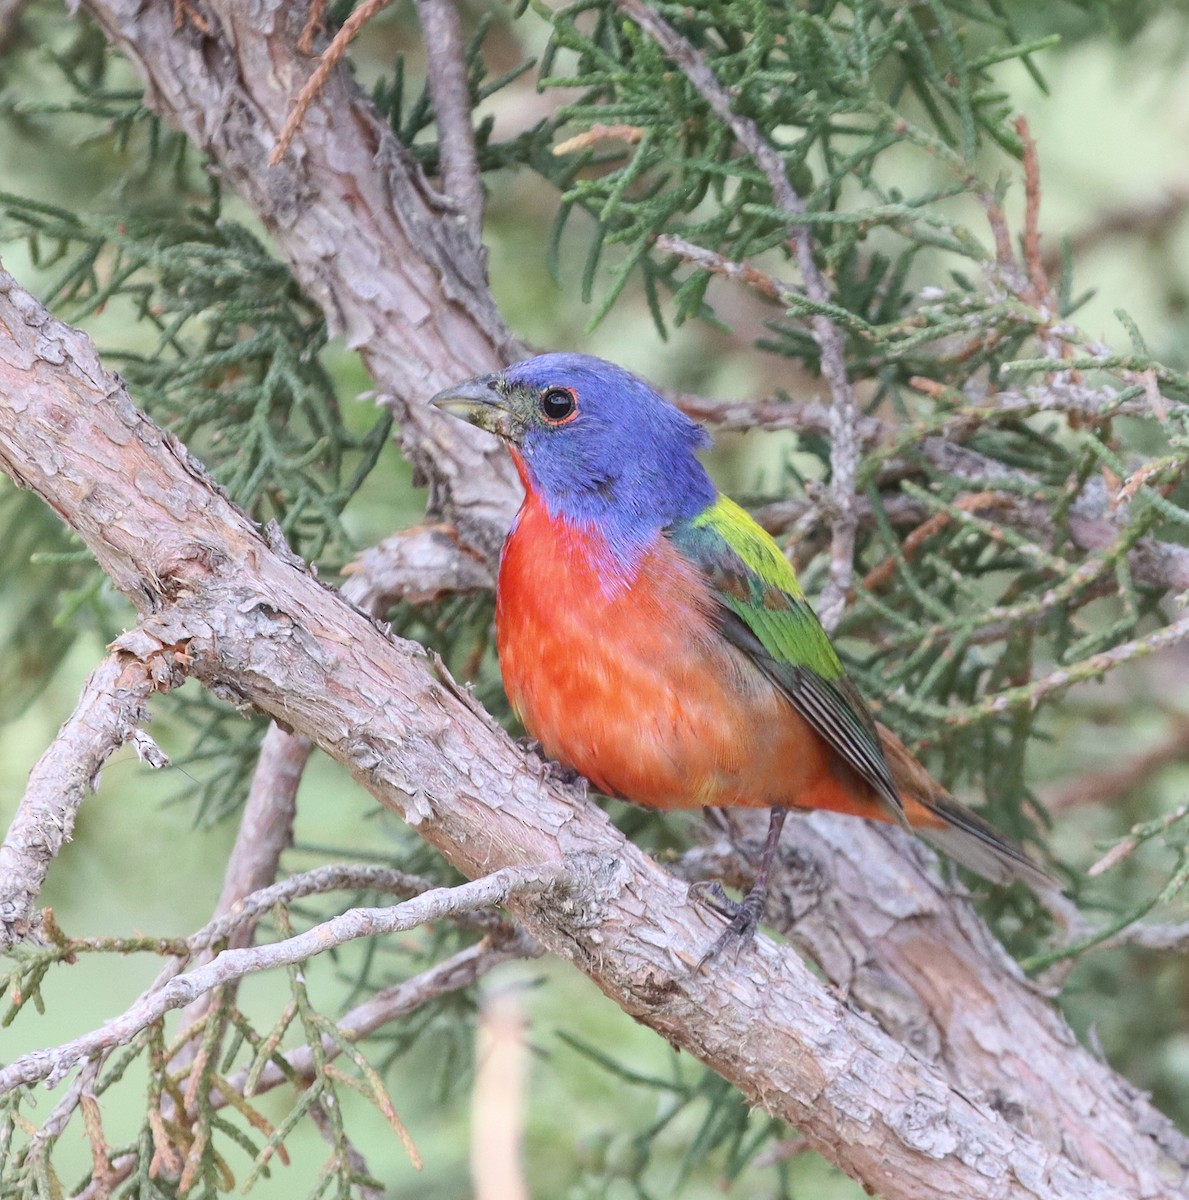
[{"xmin": 433, "ymin": 353, "xmax": 1053, "ymax": 944}]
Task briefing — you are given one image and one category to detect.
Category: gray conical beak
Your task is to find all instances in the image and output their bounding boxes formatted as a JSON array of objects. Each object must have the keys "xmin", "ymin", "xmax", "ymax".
[{"xmin": 430, "ymin": 374, "xmax": 517, "ymax": 442}]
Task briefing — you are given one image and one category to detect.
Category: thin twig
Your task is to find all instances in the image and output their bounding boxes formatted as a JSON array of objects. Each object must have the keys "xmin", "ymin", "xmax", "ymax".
[
  {"xmin": 26, "ymin": 1059, "xmax": 103, "ymax": 1158},
  {"xmin": 861, "ymin": 492, "xmax": 1010, "ymax": 593},
  {"xmin": 553, "ymin": 123, "xmax": 644, "ymax": 155},
  {"xmin": 618, "ymin": 0, "xmax": 860, "ymax": 632},
  {"xmin": 1088, "ymin": 803, "xmax": 1189, "ymax": 878},
  {"xmin": 70, "ymin": 936, "xmax": 536, "ymax": 1200},
  {"xmin": 185, "ymin": 863, "xmax": 446, "ymax": 954},
  {"xmin": 0, "ymin": 864, "xmax": 567, "ymax": 1093},
  {"xmin": 173, "ymin": 725, "xmax": 310, "ymax": 1049},
  {"xmin": 1103, "ymin": 920, "xmax": 1189, "ymax": 954},
  {"xmin": 228, "ymin": 931, "xmax": 541, "ymax": 1097},
  {"xmin": 1016, "ymin": 117, "xmax": 1050, "ymax": 305},
  {"xmin": 270, "ymin": 0, "xmax": 393, "ymax": 166},
  {"xmin": 677, "ymin": 389, "xmax": 859, "ymax": 437},
  {"xmin": 940, "ymin": 614, "xmax": 1189, "ymax": 730},
  {"xmin": 5, "ymin": 227, "xmax": 1189, "ymax": 1196},
  {"xmin": 208, "ymin": 728, "xmax": 309, "ymax": 945},
  {"xmin": 297, "ymin": 0, "xmax": 327, "ymax": 54},
  {"xmin": 656, "ymin": 233, "xmax": 787, "ymax": 302},
  {"xmin": 414, "ymin": 0, "xmax": 485, "ymax": 232}
]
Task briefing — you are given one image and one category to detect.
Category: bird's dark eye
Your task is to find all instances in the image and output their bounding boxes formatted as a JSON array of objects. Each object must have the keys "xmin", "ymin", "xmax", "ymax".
[{"xmin": 539, "ymin": 386, "xmax": 578, "ymax": 425}]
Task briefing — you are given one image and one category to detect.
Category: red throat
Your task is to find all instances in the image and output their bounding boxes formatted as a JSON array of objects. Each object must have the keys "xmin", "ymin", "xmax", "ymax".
[{"xmin": 509, "ymin": 446, "xmax": 533, "ymax": 494}]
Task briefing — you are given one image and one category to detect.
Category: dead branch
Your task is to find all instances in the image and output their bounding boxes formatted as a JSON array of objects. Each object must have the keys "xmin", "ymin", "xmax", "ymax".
[
  {"xmin": 169, "ymin": 714, "xmax": 308, "ymax": 1076},
  {"xmin": 270, "ymin": 0, "xmax": 394, "ymax": 167},
  {"xmin": 0, "ymin": 864, "xmax": 565, "ymax": 1093},
  {"xmin": 656, "ymin": 233, "xmax": 789, "ymax": 303},
  {"xmin": 0, "ymin": 652, "xmax": 177, "ymax": 949},
  {"xmin": 1017, "ymin": 117, "xmax": 1051, "ymax": 305},
  {"xmin": 185, "ymin": 863, "xmax": 446, "ymax": 952},
  {"xmin": 71, "ymin": 934, "xmax": 536, "ymax": 1200}
]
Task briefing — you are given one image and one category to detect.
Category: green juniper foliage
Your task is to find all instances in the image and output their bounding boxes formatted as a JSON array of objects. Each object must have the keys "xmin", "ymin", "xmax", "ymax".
[{"xmin": 2, "ymin": 1, "xmax": 1189, "ymax": 1197}]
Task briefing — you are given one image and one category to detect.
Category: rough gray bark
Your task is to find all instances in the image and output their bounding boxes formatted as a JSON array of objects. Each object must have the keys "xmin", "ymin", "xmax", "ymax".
[
  {"xmin": 1, "ymin": 267, "xmax": 1186, "ymax": 1200},
  {"xmin": 0, "ymin": 654, "xmax": 166, "ymax": 945},
  {"xmin": 81, "ymin": 0, "xmax": 523, "ymax": 564}
]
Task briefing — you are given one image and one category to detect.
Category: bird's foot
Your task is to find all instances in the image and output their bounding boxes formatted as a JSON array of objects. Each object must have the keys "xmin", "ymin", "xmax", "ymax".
[
  {"xmin": 515, "ymin": 738, "xmax": 584, "ymax": 787},
  {"xmin": 688, "ymin": 880, "xmax": 768, "ymax": 968}
]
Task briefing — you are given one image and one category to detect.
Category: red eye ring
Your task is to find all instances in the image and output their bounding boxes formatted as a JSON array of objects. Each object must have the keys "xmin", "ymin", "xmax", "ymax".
[{"xmin": 539, "ymin": 386, "xmax": 578, "ymax": 425}]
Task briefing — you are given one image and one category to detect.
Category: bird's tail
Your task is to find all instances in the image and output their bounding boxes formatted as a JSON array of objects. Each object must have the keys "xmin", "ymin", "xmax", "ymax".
[{"xmin": 876, "ymin": 723, "xmax": 1059, "ymax": 893}]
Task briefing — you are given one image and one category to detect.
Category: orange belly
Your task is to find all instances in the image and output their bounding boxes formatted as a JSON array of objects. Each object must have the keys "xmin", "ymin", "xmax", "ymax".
[{"xmin": 496, "ymin": 488, "xmax": 875, "ymax": 816}]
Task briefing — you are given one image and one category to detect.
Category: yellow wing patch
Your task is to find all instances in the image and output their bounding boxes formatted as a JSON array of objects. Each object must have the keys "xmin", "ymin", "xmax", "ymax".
[{"xmin": 691, "ymin": 495, "xmax": 807, "ymax": 601}]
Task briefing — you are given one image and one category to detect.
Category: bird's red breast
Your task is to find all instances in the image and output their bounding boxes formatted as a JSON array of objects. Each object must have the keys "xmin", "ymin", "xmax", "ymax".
[{"xmin": 496, "ymin": 457, "xmax": 888, "ymax": 818}]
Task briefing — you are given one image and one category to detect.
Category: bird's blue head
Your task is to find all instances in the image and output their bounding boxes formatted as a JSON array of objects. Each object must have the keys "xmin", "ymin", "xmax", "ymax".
[{"xmin": 432, "ymin": 353, "xmax": 716, "ymax": 568}]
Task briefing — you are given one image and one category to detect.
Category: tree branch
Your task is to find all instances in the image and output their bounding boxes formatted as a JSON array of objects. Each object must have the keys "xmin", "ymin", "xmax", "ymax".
[
  {"xmin": 415, "ymin": 0, "xmax": 486, "ymax": 233},
  {"xmin": 208, "ymin": 727, "xmax": 308, "ymax": 940},
  {"xmin": 70, "ymin": 935, "xmax": 536, "ymax": 1200},
  {"xmin": 342, "ymin": 523, "xmax": 494, "ymax": 608},
  {"xmin": 81, "ymin": 0, "xmax": 524, "ymax": 565},
  {"xmin": 1, "ymin": 267, "xmax": 1185, "ymax": 1200},
  {"xmin": 76, "ymin": 0, "xmax": 1189, "ymax": 610},
  {"xmin": 0, "ymin": 865, "xmax": 564, "ymax": 1093},
  {"xmin": 171, "ymin": 523, "xmax": 495, "ymax": 1050},
  {"xmin": 677, "ymin": 806, "xmax": 1189, "ymax": 1191},
  {"xmin": 0, "ymin": 651, "xmax": 177, "ymax": 948},
  {"xmin": 189, "ymin": 524, "xmax": 491, "ymax": 968}
]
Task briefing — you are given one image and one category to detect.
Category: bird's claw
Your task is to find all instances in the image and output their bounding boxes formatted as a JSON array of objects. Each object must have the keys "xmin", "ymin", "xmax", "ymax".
[
  {"xmin": 515, "ymin": 738, "xmax": 585, "ymax": 787},
  {"xmin": 688, "ymin": 881, "xmax": 768, "ymax": 969},
  {"xmin": 687, "ymin": 879, "xmax": 735, "ymax": 918}
]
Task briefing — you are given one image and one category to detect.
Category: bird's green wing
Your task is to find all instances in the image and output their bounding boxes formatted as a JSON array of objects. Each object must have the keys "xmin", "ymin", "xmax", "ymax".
[{"xmin": 668, "ymin": 494, "xmax": 903, "ymax": 820}]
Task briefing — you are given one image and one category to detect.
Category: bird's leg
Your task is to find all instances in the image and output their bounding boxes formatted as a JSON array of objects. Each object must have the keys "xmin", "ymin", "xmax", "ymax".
[{"xmin": 692, "ymin": 807, "xmax": 788, "ymax": 962}]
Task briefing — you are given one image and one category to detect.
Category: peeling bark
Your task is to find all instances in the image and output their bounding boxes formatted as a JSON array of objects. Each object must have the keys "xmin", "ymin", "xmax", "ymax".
[{"xmin": 82, "ymin": 0, "xmax": 523, "ymax": 562}]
